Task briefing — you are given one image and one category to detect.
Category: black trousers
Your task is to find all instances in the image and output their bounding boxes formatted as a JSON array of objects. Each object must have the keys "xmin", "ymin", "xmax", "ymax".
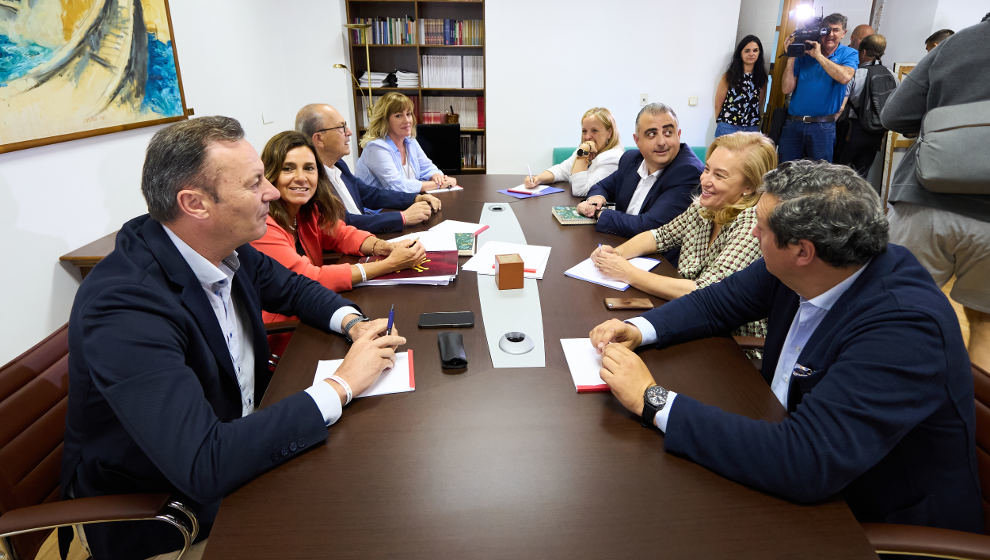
[{"xmin": 838, "ymin": 118, "xmax": 884, "ymax": 187}]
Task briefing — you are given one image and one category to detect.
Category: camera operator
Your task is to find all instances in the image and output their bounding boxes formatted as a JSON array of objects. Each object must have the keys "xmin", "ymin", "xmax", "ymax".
[{"xmin": 779, "ymin": 13, "xmax": 859, "ymax": 163}]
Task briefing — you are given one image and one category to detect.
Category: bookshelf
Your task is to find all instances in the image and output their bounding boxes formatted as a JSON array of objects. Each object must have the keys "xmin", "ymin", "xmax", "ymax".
[{"xmin": 344, "ymin": 0, "xmax": 486, "ymax": 173}]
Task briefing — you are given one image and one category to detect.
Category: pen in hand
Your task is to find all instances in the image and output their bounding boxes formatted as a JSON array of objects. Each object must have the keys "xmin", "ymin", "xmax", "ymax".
[{"xmin": 386, "ymin": 304, "xmax": 395, "ymax": 336}]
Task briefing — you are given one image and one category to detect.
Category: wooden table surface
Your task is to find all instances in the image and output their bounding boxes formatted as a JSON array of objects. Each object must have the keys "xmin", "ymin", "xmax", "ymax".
[{"xmin": 203, "ymin": 175, "xmax": 876, "ymax": 559}]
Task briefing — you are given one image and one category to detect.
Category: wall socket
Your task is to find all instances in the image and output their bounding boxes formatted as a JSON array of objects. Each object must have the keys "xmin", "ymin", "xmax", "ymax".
[
  {"xmin": 688, "ymin": 96, "xmax": 698, "ymax": 107},
  {"xmin": 639, "ymin": 93, "xmax": 648, "ymax": 107}
]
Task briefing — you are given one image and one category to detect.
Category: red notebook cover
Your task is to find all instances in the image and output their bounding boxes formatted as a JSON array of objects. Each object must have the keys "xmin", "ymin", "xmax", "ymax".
[{"xmin": 360, "ymin": 250, "xmax": 458, "ymax": 280}]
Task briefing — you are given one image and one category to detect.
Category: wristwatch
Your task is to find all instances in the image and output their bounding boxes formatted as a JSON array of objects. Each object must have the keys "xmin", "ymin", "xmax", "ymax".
[
  {"xmin": 342, "ymin": 313, "xmax": 370, "ymax": 342},
  {"xmin": 641, "ymin": 384, "xmax": 669, "ymax": 428}
]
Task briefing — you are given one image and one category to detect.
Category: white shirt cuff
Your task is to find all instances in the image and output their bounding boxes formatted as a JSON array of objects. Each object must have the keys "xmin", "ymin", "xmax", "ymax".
[
  {"xmin": 652, "ymin": 392, "xmax": 678, "ymax": 432},
  {"xmin": 305, "ymin": 381, "xmax": 343, "ymax": 426},
  {"xmin": 625, "ymin": 317, "xmax": 657, "ymax": 346},
  {"xmin": 330, "ymin": 306, "xmax": 362, "ymax": 333}
]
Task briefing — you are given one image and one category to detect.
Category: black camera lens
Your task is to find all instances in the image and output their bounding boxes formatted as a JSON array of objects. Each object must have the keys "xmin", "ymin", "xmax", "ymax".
[{"xmin": 576, "ymin": 149, "xmax": 588, "ymax": 157}]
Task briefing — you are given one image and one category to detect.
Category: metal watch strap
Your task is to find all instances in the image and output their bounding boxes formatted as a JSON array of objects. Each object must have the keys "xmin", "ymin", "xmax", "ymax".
[{"xmin": 342, "ymin": 314, "xmax": 369, "ymax": 341}]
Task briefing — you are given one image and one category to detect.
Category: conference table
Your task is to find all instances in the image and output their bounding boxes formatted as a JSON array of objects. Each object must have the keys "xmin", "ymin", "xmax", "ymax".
[{"xmin": 203, "ymin": 175, "xmax": 876, "ymax": 559}]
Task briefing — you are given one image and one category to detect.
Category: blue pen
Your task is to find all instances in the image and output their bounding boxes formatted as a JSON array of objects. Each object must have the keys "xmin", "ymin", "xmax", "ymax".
[{"xmin": 386, "ymin": 304, "xmax": 395, "ymax": 335}]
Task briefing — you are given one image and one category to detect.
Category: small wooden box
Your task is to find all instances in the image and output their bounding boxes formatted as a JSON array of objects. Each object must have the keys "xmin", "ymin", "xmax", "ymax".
[{"xmin": 495, "ymin": 253, "xmax": 524, "ymax": 290}]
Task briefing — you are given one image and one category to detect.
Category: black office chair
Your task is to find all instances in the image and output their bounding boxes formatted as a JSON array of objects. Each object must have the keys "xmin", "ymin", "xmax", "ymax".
[{"xmin": 416, "ymin": 123, "xmax": 462, "ymax": 174}]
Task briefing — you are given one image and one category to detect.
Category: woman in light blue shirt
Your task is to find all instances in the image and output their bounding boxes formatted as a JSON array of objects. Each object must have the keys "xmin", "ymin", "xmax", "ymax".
[{"xmin": 356, "ymin": 92, "xmax": 459, "ymax": 193}]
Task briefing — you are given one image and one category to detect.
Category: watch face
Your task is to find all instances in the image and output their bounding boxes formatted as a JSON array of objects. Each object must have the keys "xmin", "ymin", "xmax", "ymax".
[{"xmin": 646, "ymin": 385, "xmax": 668, "ymax": 408}]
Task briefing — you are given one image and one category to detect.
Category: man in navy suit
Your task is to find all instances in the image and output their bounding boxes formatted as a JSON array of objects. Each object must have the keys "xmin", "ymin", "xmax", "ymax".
[
  {"xmin": 576, "ymin": 103, "xmax": 703, "ymax": 239},
  {"xmin": 296, "ymin": 103, "xmax": 441, "ymax": 234},
  {"xmin": 589, "ymin": 161, "xmax": 982, "ymax": 533},
  {"xmin": 61, "ymin": 117, "xmax": 406, "ymax": 559}
]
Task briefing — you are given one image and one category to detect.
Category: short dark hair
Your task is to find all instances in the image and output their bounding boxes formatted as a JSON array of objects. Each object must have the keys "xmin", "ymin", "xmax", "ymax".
[
  {"xmin": 925, "ymin": 28, "xmax": 954, "ymax": 45},
  {"xmin": 635, "ymin": 103, "xmax": 678, "ymax": 132},
  {"xmin": 823, "ymin": 13, "xmax": 848, "ymax": 31},
  {"xmin": 142, "ymin": 116, "xmax": 245, "ymax": 222},
  {"xmin": 760, "ymin": 160, "xmax": 888, "ymax": 267}
]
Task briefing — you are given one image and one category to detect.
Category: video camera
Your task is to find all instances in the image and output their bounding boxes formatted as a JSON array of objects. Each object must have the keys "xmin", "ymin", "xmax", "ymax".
[{"xmin": 788, "ymin": 16, "xmax": 828, "ymax": 56}]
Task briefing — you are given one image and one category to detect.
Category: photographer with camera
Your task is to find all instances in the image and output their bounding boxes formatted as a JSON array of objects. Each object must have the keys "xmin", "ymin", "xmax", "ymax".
[{"xmin": 779, "ymin": 13, "xmax": 859, "ymax": 163}]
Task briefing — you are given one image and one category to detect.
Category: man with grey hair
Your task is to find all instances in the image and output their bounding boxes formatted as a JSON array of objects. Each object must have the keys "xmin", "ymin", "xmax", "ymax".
[
  {"xmin": 588, "ymin": 160, "xmax": 981, "ymax": 532},
  {"xmin": 296, "ymin": 103, "xmax": 440, "ymax": 234},
  {"xmin": 62, "ymin": 116, "xmax": 404, "ymax": 559},
  {"xmin": 779, "ymin": 13, "xmax": 859, "ymax": 162},
  {"xmin": 576, "ymin": 103, "xmax": 703, "ymax": 241}
]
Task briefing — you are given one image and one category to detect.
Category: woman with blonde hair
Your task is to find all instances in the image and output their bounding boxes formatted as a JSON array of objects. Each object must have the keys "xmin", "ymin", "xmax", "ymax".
[
  {"xmin": 591, "ymin": 131, "xmax": 777, "ymax": 339},
  {"xmin": 252, "ymin": 131, "xmax": 425, "ymax": 324},
  {"xmin": 523, "ymin": 107, "xmax": 623, "ymax": 196},
  {"xmin": 355, "ymin": 92, "xmax": 458, "ymax": 193}
]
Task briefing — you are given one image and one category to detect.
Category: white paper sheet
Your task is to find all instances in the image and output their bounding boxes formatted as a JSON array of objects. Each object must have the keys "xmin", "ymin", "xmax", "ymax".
[
  {"xmin": 313, "ymin": 351, "xmax": 415, "ymax": 398},
  {"xmin": 423, "ymin": 185, "xmax": 464, "ymax": 194},
  {"xmin": 559, "ymin": 338, "xmax": 607, "ymax": 392},
  {"xmin": 462, "ymin": 241, "xmax": 551, "ymax": 279},
  {"xmin": 429, "ymin": 219, "xmax": 489, "ymax": 235},
  {"xmin": 387, "ymin": 230, "xmax": 457, "ymax": 252},
  {"xmin": 563, "ymin": 257, "xmax": 660, "ymax": 291},
  {"xmin": 506, "ymin": 184, "xmax": 550, "ymax": 195}
]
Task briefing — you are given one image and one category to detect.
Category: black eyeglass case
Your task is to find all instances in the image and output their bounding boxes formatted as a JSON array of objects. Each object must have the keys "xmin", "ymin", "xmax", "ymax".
[{"xmin": 438, "ymin": 332, "xmax": 468, "ymax": 369}]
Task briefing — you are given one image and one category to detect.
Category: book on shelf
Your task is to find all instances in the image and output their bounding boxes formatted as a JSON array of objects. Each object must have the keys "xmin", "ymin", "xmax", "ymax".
[
  {"xmin": 350, "ymin": 17, "xmax": 416, "ymax": 45},
  {"xmin": 421, "ymin": 55, "xmax": 484, "ymax": 89},
  {"xmin": 551, "ymin": 206, "xmax": 597, "ymax": 225},
  {"xmin": 422, "ymin": 96, "xmax": 483, "ymax": 128},
  {"xmin": 460, "ymin": 134, "xmax": 485, "ymax": 168},
  {"xmin": 418, "ymin": 18, "xmax": 484, "ymax": 45}
]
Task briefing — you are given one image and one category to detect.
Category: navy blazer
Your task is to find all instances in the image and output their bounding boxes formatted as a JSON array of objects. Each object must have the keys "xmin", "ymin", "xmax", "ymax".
[
  {"xmin": 61, "ymin": 216, "xmax": 355, "ymax": 559},
  {"xmin": 335, "ymin": 160, "xmax": 417, "ymax": 234},
  {"xmin": 587, "ymin": 144, "xmax": 703, "ymax": 239},
  {"xmin": 640, "ymin": 245, "xmax": 982, "ymax": 532}
]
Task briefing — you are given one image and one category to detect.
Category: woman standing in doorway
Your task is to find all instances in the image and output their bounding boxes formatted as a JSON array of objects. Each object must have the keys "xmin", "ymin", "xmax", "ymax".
[{"xmin": 714, "ymin": 35, "xmax": 769, "ymax": 137}]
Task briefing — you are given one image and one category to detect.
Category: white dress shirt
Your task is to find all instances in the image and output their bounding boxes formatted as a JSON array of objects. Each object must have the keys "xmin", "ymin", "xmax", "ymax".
[
  {"xmin": 626, "ymin": 159, "xmax": 663, "ymax": 216},
  {"xmin": 325, "ymin": 164, "xmax": 362, "ymax": 215},
  {"xmin": 162, "ymin": 225, "xmax": 363, "ymax": 426}
]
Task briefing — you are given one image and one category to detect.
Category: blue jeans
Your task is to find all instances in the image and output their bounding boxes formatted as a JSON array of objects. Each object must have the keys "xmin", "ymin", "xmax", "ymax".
[
  {"xmin": 777, "ymin": 120, "xmax": 836, "ymax": 162},
  {"xmin": 714, "ymin": 122, "xmax": 760, "ymax": 138}
]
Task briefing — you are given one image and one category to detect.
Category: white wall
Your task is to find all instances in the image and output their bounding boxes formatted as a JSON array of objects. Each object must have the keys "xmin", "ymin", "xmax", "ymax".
[
  {"xmin": 0, "ymin": 0, "xmax": 355, "ymax": 362},
  {"xmin": 882, "ymin": 0, "xmax": 986, "ymax": 67},
  {"xmin": 736, "ymin": 0, "xmax": 780, "ymax": 51},
  {"xmin": 485, "ymin": 0, "xmax": 742, "ymax": 174}
]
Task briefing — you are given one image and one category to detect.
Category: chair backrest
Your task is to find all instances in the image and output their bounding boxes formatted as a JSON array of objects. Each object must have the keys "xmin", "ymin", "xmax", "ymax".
[
  {"xmin": 973, "ymin": 362, "xmax": 990, "ymax": 534},
  {"xmin": 416, "ymin": 123, "xmax": 462, "ymax": 174},
  {"xmin": 0, "ymin": 324, "xmax": 70, "ymax": 560}
]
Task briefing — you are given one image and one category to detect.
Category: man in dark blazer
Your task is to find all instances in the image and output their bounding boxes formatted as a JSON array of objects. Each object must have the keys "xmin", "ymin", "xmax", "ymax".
[
  {"xmin": 297, "ymin": 103, "xmax": 441, "ymax": 233},
  {"xmin": 577, "ymin": 103, "xmax": 703, "ymax": 239},
  {"xmin": 589, "ymin": 161, "xmax": 982, "ymax": 533},
  {"xmin": 61, "ymin": 117, "xmax": 405, "ymax": 559}
]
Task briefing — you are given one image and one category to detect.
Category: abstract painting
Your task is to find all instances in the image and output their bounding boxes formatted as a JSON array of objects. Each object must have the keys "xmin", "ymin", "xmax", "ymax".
[{"xmin": 0, "ymin": 0, "xmax": 187, "ymax": 153}]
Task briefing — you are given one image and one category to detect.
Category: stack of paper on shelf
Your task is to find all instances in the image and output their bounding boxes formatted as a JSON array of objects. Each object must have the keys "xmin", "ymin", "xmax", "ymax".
[
  {"xmin": 356, "ymin": 251, "xmax": 458, "ymax": 286},
  {"xmin": 563, "ymin": 257, "xmax": 660, "ymax": 290},
  {"xmin": 462, "ymin": 240, "xmax": 551, "ymax": 279},
  {"xmin": 359, "ymin": 71, "xmax": 389, "ymax": 88},
  {"xmin": 395, "ymin": 70, "xmax": 419, "ymax": 87}
]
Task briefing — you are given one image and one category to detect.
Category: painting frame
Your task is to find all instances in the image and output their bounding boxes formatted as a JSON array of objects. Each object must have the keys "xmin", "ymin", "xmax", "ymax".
[{"xmin": 0, "ymin": 0, "xmax": 189, "ymax": 154}]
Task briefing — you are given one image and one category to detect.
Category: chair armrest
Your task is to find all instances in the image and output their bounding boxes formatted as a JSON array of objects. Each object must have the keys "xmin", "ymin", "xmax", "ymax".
[
  {"xmin": 732, "ymin": 336, "xmax": 765, "ymax": 350},
  {"xmin": 265, "ymin": 320, "xmax": 299, "ymax": 335},
  {"xmin": 0, "ymin": 493, "xmax": 171, "ymax": 537},
  {"xmin": 862, "ymin": 522, "xmax": 990, "ymax": 559}
]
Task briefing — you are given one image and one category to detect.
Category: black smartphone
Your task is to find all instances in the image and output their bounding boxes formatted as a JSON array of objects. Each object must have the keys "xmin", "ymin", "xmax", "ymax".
[{"xmin": 418, "ymin": 311, "xmax": 475, "ymax": 328}]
